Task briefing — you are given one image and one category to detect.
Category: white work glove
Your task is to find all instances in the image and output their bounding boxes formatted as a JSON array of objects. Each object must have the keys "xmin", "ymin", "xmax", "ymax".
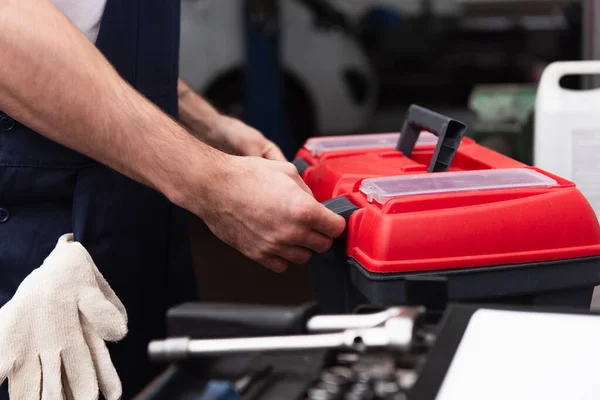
[{"xmin": 0, "ymin": 233, "xmax": 128, "ymax": 400}]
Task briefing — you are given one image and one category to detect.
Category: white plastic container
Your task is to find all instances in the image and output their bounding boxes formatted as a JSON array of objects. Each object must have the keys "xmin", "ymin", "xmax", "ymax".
[{"xmin": 535, "ymin": 61, "xmax": 600, "ymax": 217}]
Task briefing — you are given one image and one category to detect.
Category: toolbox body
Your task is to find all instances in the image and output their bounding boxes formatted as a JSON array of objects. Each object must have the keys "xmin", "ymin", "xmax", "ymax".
[{"xmin": 294, "ymin": 106, "xmax": 600, "ymax": 313}]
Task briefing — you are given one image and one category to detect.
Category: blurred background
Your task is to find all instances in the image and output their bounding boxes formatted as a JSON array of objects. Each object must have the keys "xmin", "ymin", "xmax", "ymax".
[{"xmin": 179, "ymin": 0, "xmax": 589, "ymax": 305}]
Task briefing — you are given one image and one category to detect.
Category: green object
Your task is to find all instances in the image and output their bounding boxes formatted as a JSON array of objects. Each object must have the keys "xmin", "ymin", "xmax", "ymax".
[{"xmin": 468, "ymin": 84, "xmax": 537, "ymax": 164}]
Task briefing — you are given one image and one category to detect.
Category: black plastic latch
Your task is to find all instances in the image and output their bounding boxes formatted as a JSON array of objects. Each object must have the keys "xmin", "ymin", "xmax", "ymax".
[
  {"xmin": 405, "ymin": 275, "xmax": 448, "ymax": 311},
  {"xmin": 322, "ymin": 196, "xmax": 360, "ymax": 223},
  {"xmin": 292, "ymin": 158, "xmax": 311, "ymax": 176},
  {"xmin": 396, "ymin": 104, "xmax": 468, "ymax": 173}
]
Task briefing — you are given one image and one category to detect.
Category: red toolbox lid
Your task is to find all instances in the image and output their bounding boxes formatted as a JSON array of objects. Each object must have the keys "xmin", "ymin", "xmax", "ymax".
[
  {"xmin": 295, "ymin": 105, "xmax": 525, "ymax": 202},
  {"xmin": 340, "ymin": 168, "xmax": 600, "ymax": 273},
  {"xmin": 297, "ymin": 140, "xmax": 526, "ymax": 202}
]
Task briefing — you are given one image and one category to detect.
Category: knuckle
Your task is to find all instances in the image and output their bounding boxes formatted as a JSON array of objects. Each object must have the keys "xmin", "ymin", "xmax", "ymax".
[
  {"xmin": 296, "ymin": 252, "xmax": 312, "ymax": 265},
  {"xmin": 270, "ymin": 259, "xmax": 288, "ymax": 273},
  {"xmin": 317, "ymin": 238, "xmax": 334, "ymax": 253},
  {"xmin": 283, "ymin": 162, "xmax": 298, "ymax": 176},
  {"xmin": 287, "ymin": 226, "xmax": 305, "ymax": 242},
  {"xmin": 267, "ymin": 241, "xmax": 282, "ymax": 255},
  {"xmin": 257, "ymin": 255, "xmax": 272, "ymax": 268},
  {"xmin": 248, "ymin": 249, "xmax": 263, "ymax": 263},
  {"xmin": 293, "ymin": 202, "xmax": 314, "ymax": 223},
  {"xmin": 270, "ymin": 227, "xmax": 291, "ymax": 244}
]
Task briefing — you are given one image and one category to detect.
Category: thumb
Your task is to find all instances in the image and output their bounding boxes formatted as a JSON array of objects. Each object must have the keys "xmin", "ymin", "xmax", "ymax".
[
  {"xmin": 73, "ymin": 241, "xmax": 128, "ymax": 323},
  {"xmin": 79, "ymin": 288, "xmax": 128, "ymax": 342},
  {"xmin": 90, "ymin": 263, "xmax": 127, "ymax": 324}
]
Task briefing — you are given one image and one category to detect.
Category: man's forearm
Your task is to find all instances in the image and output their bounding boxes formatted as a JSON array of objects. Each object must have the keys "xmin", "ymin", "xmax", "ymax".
[
  {"xmin": 177, "ymin": 78, "xmax": 225, "ymax": 148},
  {"xmin": 0, "ymin": 0, "xmax": 226, "ymax": 205}
]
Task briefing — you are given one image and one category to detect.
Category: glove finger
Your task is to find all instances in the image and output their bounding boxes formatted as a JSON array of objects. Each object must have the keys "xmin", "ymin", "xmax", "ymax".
[
  {"xmin": 81, "ymin": 320, "xmax": 122, "ymax": 400},
  {"xmin": 92, "ymin": 268, "xmax": 127, "ymax": 323},
  {"xmin": 78, "ymin": 243, "xmax": 127, "ymax": 323},
  {"xmin": 61, "ymin": 342, "xmax": 99, "ymax": 400},
  {"xmin": 79, "ymin": 288, "xmax": 127, "ymax": 342},
  {"xmin": 40, "ymin": 350, "xmax": 65, "ymax": 400},
  {"xmin": 78, "ymin": 243, "xmax": 127, "ymax": 320},
  {"xmin": 9, "ymin": 355, "xmax": 42, "ymax": 400}
]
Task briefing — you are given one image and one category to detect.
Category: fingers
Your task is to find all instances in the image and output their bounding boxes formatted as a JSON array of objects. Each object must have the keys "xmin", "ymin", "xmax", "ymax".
[
  {"xmin": 81, "ymin": 320, "xmax": 122, "ymax": 400},
  {"xmin": 79, "ymin": 288, "xmax": 127, "ymax": 342},
  {"xmin": 9, "ymin": 355, "xmax": 42, "ymax": 400},
  {"xmin": 40, "ymin": 350, "xmax": 65, "ymax": 400},
  {"xmin": 281, "ymin": 164, "xmax": 346, "ymax": 238},
  {"xmin": 79, "ymin": 244, "xmax": 128, "ymax": 323},
  {"xmin": 277, "ymin": 246, "xmax": 313, "ymax": 265},
  {"xmin": 261, "ymin": 256, "xmax": 289, "ymax": 273},
  {"xmin": 286, "ymin": 165, "xmax": 313, "ymax": 196},
  {"xmin": 263, "ymin": 143, "xmax": 286, "ymax": 161},
  {"xmin": 268, "ymin": 230, "xmax": 334, "ymax": 269},
  {"xmin": 308, "ymin": 204, "xmax": 347, "ymax": 238},
  {"xmin": 61, "ymin": 341, "xmax": 98, "ymax": 400},
  {"xmin": 292, "ymin": 174, "xmax": 314, "ymax": 196},
  {"xmin": 298, "ymin": 231, "xmax": 334, "ymax": 254},
  {"xmin": 90, "ymin": 265, "xmax": 128, "ymax": 324}
]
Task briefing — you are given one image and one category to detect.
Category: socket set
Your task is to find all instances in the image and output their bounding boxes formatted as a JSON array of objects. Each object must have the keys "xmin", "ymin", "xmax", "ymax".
[{"xmin": 304, "ymin": 352, "xmax": 421, "ymax": 400}]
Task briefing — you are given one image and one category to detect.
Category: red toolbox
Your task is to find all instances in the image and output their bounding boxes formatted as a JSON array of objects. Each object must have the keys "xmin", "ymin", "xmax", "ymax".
[{"xmin": 295, "ymin": 105, "xmax": 600, "ymax": 313}]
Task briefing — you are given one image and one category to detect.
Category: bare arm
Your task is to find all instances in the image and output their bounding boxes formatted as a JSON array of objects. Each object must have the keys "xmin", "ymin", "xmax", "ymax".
[
  {"xmin": 177, "ymin": 78, "xmax": 221, "ymax": 145},
  {"xmin": 178, "ymin": 78, "xmax": 285, "ymax": 160},
  {"xmin": 0, "ymin": 0, "xmax": 345, "ymax": 272},
  {"xmin": 0, "ymin": 0, "xmax": 224, "ymax": 202}
]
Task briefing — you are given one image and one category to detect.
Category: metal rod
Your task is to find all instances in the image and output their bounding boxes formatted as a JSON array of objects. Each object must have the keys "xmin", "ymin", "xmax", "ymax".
[
  {"xmin": 148, "ymin": 317, "xmax": 416, "ymax": 363},
  {"xmin": 307, "ymin": 307, "xmax": 423, "ymax": 332}
]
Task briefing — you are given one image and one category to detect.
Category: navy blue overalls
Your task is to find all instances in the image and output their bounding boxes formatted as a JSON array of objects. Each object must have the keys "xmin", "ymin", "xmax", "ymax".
[{"xmin": 0, "ymin": 1, "xmax": 196, "ymax": 398}]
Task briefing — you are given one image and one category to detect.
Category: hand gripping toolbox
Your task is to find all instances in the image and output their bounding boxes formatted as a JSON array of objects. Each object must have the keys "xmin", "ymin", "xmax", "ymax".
[{"xmin": 294, "ymin": 105, "xmax": 600, "ymax": 313}]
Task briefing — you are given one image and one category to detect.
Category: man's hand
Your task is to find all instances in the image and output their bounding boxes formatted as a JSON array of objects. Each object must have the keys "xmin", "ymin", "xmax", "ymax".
[
  {"xmin": 178, "ymin": 78, "xmax": 286, "ymax": 161},
  {"xmin": 177, "ymin": 155, "xmax": 346, "ymax": 272},
  {"xmin": 0, "ymin": 1, "xmax": 340, "ymax": 274},
  {"xmin": 213, "ymin": 115, "xmax": 286, "ymax": 161}
]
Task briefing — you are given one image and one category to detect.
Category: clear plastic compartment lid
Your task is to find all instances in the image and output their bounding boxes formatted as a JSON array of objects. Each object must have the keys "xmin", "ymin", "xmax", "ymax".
[
  {"xmin": 304, "ymin": 132, "xmax": 438, "ymax": 157},
  {"xmin": 360, "ymin": 168, "xmax": 558, "ymax": 204}
]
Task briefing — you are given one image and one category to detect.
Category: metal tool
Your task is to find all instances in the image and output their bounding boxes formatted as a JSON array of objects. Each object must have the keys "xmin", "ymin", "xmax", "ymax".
[
  {"xmin": 148, "ymin": 316, "xmax": 418, "ymax": 363},
  {"xmin": 307, "ymin": 307, "xmax": 423, "ymax": 332}
]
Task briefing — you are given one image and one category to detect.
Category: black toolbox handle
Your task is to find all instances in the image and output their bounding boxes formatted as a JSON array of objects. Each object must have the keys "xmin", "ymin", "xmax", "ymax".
[
  {"xmin": 322, "ymin": 196, "xmax": 360, "ymax": 223},
  {"xmin": 397, "ymin": 104, "xmax": 467, "ymax": 173},
  {"xmin": 166, "ymin": 302, "xmax": 319, "ymax": 339},
  {"xmin": 322, "ymin": 196, "xmax": 360, "ymax": 240}
]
